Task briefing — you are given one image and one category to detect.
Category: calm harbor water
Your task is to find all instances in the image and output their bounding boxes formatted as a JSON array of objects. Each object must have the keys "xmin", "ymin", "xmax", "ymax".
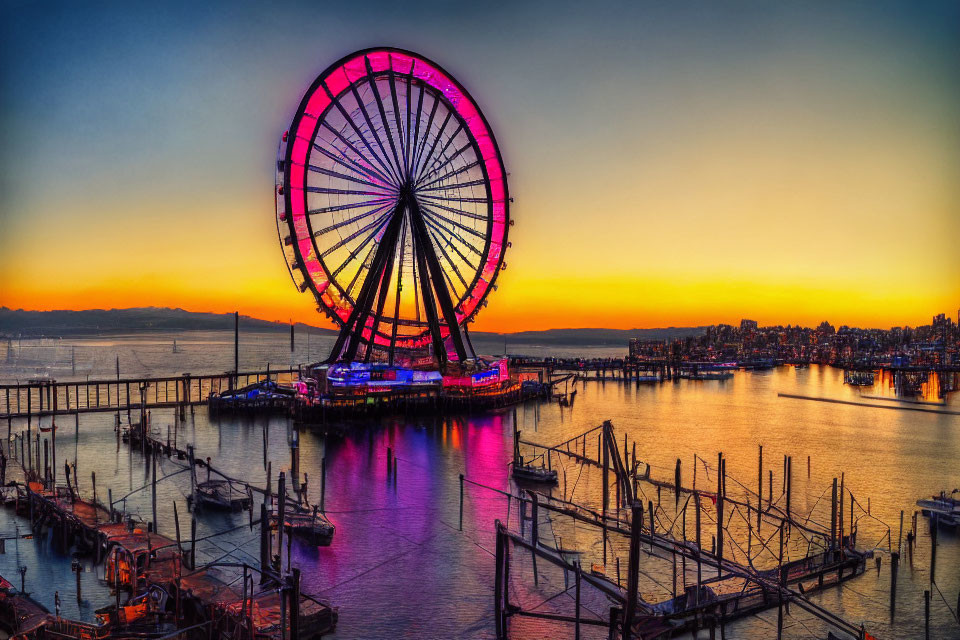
[{"xmin": 1, "ymin": 331, "xmax": 958, "ymax": 638}]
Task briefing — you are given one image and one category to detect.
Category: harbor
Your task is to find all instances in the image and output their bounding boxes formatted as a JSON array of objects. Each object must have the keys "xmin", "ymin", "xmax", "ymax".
[{"xmin": 0, "ymin": 331, "xmax": 957, "ymax": 638}]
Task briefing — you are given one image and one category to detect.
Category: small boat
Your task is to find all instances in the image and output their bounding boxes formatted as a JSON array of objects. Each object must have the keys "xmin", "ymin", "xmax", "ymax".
[
  {"xmin": 916, "ymin": 490, "xmax": 960, "ymax": 528},
  {"xmin": 190, "ymin": 480, "xmax": 252, "ymax": 511},
  {"xmin": 270, "ymin": 503, "xmax": 335, "ymax": 546},
  {"xmin": 511, "ymin": 463, "xmax": 558, "ymax": 485},
  {"xmin": 510, "ymin": 420, "xmax": 557, "ymax": 485},
  {"xmin": 39, "ymin": 422, "xmax": 57, "ymax": 433}
]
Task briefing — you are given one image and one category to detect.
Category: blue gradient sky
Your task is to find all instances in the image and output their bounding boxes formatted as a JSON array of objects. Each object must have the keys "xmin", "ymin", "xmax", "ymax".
[{"xmin": 1, "ymin": 1, "xmax": 958, "ymax": 329}]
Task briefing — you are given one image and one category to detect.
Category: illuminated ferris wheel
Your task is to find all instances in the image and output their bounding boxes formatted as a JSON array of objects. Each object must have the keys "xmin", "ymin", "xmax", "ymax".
[{"xmin": 276, "ymin": 48, "xmax": 510, "ymax": 365}]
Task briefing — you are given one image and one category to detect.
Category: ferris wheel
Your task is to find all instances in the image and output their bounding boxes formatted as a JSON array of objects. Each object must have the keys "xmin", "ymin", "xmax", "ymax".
[{"xmin": 276, "ymin": 48, "xmax": 510, "ymax": 365}]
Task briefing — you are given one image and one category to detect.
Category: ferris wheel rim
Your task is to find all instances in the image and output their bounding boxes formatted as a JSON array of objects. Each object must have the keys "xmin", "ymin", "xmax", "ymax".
[{"xmin": 277, "ymin": 47, "xmax": 510, "ymax": 355}]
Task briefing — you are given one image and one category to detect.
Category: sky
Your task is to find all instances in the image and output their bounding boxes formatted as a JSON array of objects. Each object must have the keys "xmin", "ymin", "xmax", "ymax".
[{"xmin": 1, "ymin": 0, "xmax": 958, "ymax": 331}]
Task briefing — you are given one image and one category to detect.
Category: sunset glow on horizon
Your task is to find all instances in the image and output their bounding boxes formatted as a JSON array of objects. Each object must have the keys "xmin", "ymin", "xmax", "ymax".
[{"xmin": 2, "ymin": 1, "xmax": 958, "ymax": 332}]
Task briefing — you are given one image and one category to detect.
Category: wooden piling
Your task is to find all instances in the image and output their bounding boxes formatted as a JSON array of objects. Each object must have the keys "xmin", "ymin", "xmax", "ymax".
[
  {"xmin": 889, "ymin": 551, "xmax": 898, "ymax": 620},
  {"xmin": 459, "ymin": 473, "xmax": 464, "ymax": 531},
  {"xmin": 716, "ymin": 452, "xmax": 723, "ymax": 564},
  {"xmin": 151, "ymin": 448, "xmax": 158, "ymax": 533},
  {"xmin": 757, "ymin": 445, "xmax": 763, "ymax": 529},
  {"xmin": 277, "ymin": 471, "xmax": 286, "ymax": 574},
  {"xmin": 831, "ymin": 478, "xmax": 838, "ymax": 551},
  {"xmin": 623, "ymin": 502, "xmax": 642, "ymax": 640}
]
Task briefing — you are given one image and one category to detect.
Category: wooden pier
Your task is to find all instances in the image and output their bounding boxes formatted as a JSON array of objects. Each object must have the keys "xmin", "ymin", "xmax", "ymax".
[
  {"xmin": 0, "ymin": 368, "xmax": 301, "ymax": 419},
  {"xmin": 0, "ymin": 446, "xmax": 337, "ymax": 640}
]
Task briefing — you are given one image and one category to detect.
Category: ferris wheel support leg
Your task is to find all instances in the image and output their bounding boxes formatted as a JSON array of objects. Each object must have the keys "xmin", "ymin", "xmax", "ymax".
[
  {"xmin": 409, "ymin": 197, "xmax": 468, "ymax": 363},
  {"xmin": 332, "ymin": 203, "xmax": 406, "ymax": 363}
]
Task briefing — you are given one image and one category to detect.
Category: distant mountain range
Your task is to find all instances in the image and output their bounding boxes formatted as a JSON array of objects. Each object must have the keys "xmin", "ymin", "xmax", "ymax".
[{"xmin": 0, "ymin": 307, "xmax": 705, "ymax": 345}]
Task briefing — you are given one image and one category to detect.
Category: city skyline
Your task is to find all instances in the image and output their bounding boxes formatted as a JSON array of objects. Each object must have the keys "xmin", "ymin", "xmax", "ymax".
[{"xmin": 2, "ymin": 1, "xmax": 959, "ymax": 331}]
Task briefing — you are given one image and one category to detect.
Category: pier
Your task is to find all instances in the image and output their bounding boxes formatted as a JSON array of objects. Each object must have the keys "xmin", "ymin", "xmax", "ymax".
[{"xmin": 0, "ymin": 368, "xmax": 301, "ymax": 420}]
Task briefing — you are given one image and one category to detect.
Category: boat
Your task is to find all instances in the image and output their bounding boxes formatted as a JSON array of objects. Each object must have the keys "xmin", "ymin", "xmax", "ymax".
[
  {"xmin": 190, "ymin": 480, "xmax": 252, "ymax": 511},
  {"xmin": 509, "ymin": 420, "xmax": 557, "ymax": 485},
  {"xmin": 916, "ymin": 490, "xmax": 960, "ymax": 528},
  {"xmin": 511, "ymin": 463, "xmax": 558, "ymax": 485},
  {"xmin": 270, "ymin": 502, "xmax": 335, "ymax": 546},
  {"xmin": 39, "ymin": 422, "xmax": 57, "ymax": 433}
]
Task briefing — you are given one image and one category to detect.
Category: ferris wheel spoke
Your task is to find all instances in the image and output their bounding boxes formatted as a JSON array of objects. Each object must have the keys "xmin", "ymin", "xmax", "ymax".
[
  {"xmin": 388, "ymin": 217, "xmax": 408, "ymax": 362},
  {"xmin": 421, "ymin": 212, "xmax": 482, "ymax": 264},
  {"xmin": 417, "ymin": 193, "xmax": 490, "ymax": 204},
  {"xmin": 320, "ymin": 207, "xmax": 394, "ymax": 260},
  {"xmin": 417, "ymin": 122, "xmax": 464, "ymax": 183},
  {"xmin": 364, "ymin": 58, "xmax": 405, "ymax": 183},
  {"xmin": 409, "ymin": 198, "xmax": 468, "ymax": 360},
  {"xmin": 385, "ymin": 59, "xmax": 410, "ymax": 178},
  {"xmin": 311, "ymin": 200, "xmax": 396, "ymax": 237},
  {"xmin": 417, "ymin": 137, "xmax": 469, "ymax": 185},
  {"xmin": 338, "ymin": 204, "xmax": 406, "ymax": 362},
  {"xmin": 414, "ymin": 109, "xmax": 453, "ymax": 183},
  {"xmin": 416, "ymin": 199, "xmax": 489, "ymax": 225},
  {"xmin": 420, "ymin": 205, "xmax": 487, "ymax": 241},
  {"xmin": 325, "ymin": 83, "xmax": 402, "ymax": 188},
  {"xmin": 417, "ymin": 177, "xmax": 487, "ymax": 194},
  {"xmin": 349, "ymin": 79, "xmax": 403, "ymax": 185},
  {"xmin": 404, "ymin": 69, "xmax": 414, "ymax": 182},
  {"xmin": 312, "ymin": 135, "xmax": 394, "ymax": 188},
  {"xmin": 307, "ymin": 164, "xmax": 397, "ymax": 192},
  {"xmin": 307, "ymin": 196, "xmax": 395, "ymax": 216},
  {"xmin": 416, "ymin": 160, "xmax": 481, "ymax": 191},
  {"xmin": 306, "ymin": 186, "xmax": 393, "ymax": 197},
  {"xmin": 410, "ymin": 92, "xmax": 438, "ymax": 179}
]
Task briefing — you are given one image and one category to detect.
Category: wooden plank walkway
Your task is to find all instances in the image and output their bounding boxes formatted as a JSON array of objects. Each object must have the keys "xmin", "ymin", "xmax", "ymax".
[{"xmin": 0, "ymin": 368, "xmax": 302, "ymax": 419}]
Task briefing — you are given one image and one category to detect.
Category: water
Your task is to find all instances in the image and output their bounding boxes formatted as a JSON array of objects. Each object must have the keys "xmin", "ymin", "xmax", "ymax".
[{"xmin": 1, "ymin": 331, "xmax": 958, "ymax": 638}]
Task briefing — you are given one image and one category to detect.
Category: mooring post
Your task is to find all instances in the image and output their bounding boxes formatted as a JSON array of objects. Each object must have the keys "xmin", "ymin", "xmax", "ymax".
[
  {"xmin": 766, "ymin": 469, "xmax": 772, "ymax": 510},
  {"xmin": 174, "ymin": 502, "xmax": 182, "ymax": 555},
  {"xmin": 839, "ymin": 472, "xmax": 845, "ymax": 547},
  {"xmin": 785, "ymin": 456, "xmax": 792, "ymax": 517},
  {"xmin": 573, "ymin": 560, "xmax": 582, "ymax": 640},
  {"xmin": 108, "ymin": 488, "xmax": 114, "ymax": 522},
  {"xmin": 73, "ymin": 559, "xmax": 82, "ymax": 604},
  {"xmin": 387, "ymin": 447, "xmax": 392, "ymax": 477},
  {"xmin": 494, "ymin": 522, "xmax": 504, "ymax": 639},
  {"xmin": 898, "ymin": 510, "xmax": 904, "ymax": 555},
  {"xmin": 602, "ymin": 423, "xmax": 610, "ymax": 564},
  {"xmin": 190, "ymin": 515, "xmax": 197, "ymax": 570},
  {"xmin": 151, "ymin": 450, "xmax": 158, "ymax": 533},
  {"xmin": 929, "ymin": 513, "xmax": 937, "ymax": 583},
  {"xmin": 831, "ymin": 478, "xmax": 838, "ymax": 552},
  {"xmin": 924, "ymin": 589, "xmax": 930, "ymax": 640},
  {"xmin": 91, "ymin": 471, "xmax": 97, "ymax": 507},
  {"xmin": 889, "ymin": 551, "xmax": 899, "ymax": 620},
  {"xmin": 277, "ymin": 471, "xmax": 287, "ymax": 574},
  {"xmin": 777, "ymin": 523, "xmax": 785, "ymax": 639},
  {"xmin": 459, "ymin": 473, "xmax": 464, "ymax": 531},
  {"xmin": 260, "ymin": 502, "xmax": 270, "ymax": 581},
  {"xmin": 674, "ymin": 458, "xmax": 681, "ymax": 509},
  {"xmin": 234, "ymin": 311, "xmax": 239, "ymax": 390},
  {"xmin": 320, "ymin": 456, "xmax": 327, "ymax": 513},
  {"xmin": 290, "ymin": 567, "xmax": 300, "ymax": 640},
  {"xmin": 623, "ymin": 502, "xmax": 641, "ymax": 640},
  {"xmin": 716, "ymin": 452, "xmax": 724, "ymax": 564},
  {"xmin": 694, "ymin": 492, "xmax": 702, "ymax": 606}
]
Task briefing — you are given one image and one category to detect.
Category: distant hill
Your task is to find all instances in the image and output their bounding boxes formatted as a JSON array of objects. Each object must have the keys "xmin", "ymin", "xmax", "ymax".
[
  {"xmin": 0, "ymin": 307, "xmax": 336, "ymax": 337},
  {"xmin": 0, "ymin": 307, "xmax": 704, "ymax": 344}
]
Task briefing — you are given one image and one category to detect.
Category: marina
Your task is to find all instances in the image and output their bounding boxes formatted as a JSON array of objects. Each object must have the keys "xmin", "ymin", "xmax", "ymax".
[{"xmin": 0, "ymin": 332, "xmax": 957, "ymax": 638}]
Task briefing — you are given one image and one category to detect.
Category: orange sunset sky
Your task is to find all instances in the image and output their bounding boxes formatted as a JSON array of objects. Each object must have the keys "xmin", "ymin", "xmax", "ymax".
[{"xmin": 1, "ymin": 2, "xmax": 958, "ymax": 332}]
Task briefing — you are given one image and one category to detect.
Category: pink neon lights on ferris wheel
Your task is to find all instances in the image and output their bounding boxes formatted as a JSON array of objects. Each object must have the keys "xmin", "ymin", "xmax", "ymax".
[{"xmin": 276, "ymin": 47, "xmax": 510, "ymax": 353}]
